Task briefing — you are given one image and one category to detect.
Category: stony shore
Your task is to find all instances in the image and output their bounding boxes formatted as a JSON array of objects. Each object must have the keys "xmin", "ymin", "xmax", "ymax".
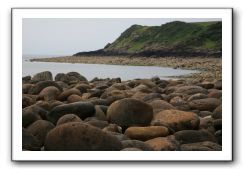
[
  {"xmin": 30, "ymin": 56, "xmax": 222, "ymax": 82},
  {"xmin": 23, "ymin": 71, "xmax": 222, "ymax": 151}
]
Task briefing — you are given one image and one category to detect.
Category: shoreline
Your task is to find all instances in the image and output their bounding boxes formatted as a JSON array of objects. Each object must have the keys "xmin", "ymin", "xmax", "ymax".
[{"xmin": 30, "ymin": 55, "xmax": 222, "ymax": 82}]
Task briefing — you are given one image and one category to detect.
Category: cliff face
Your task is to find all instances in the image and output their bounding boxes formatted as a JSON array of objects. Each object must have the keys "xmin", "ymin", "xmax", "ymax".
[{"xmin": 74, "ymin": 21, "xmax": 222, "ymax": 57}]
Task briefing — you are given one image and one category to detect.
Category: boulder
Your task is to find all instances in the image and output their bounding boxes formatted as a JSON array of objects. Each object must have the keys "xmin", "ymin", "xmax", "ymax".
[
  {"xmin": 94, "ymin": 105, "xmax": 107, "ymax": 121},
  {"xmin": 22, "ymin": 95, "xmax": 36, "ymax": 108},
  {"xmin": 169, "ymin": 96, "xmax": 190, "ymax": 111},
  {"xmin": 22, "ymin": 128, "xmax": 42, "ymax": 151},
  {"xmin": 187, "ymin": 93, "xmax": 208, "ymax": 101},
  {"xmin": 145, "ymin": 137, "xmax": 180, "ymax": 151},
  {"xmin": 151, "ymin": 109, "xmax": 200, "ymax": 131},
  {"xmin": 28, "ymin": 81, "xmax": 63, "ymax": 95},
  {"xmin": 124, "ymin": 126, "xmax": 169, "ymax": 141},
  {"xmin": 208, "ymin": 90, "xmax": 222, "ymax": 99},
  {"xmin": 22, "ymin": 105, "xmax": 48, "ymax": 127},
  {"xmin": 67, "ymin": 94, "xmax": 82, "ymax": 103},
  {"xmin": 212, "ymin": 105, "xmax": 222, "ymax": 119},
  {"xmin": 121, "ymin": 140, "xmax": 154, "ymax": 151},
  {"xmin": 56, "ymin": 114, "xmax": 83, "ymax": 126},
  {"xmin": 102, "ymin": 124, "xmax": 122, "ymax": 133},
  {"xmin": 44, "ymin": 122, "xmax": 122, "ymax": 151},
  {"xmin": 85, "ymin": 120, "xmax": 109, "ymax": 129},
  {"xmin": 180, "ymin": 141, "xmax": 222, "ymax": 151},
  {"xmin": 107, "ymin": 98, "xmax": 153, "ymax": 128},
  {"xmin": 32, "ymin": 71, "xmax": 53, "ymax": 82},
  {"xmin": 214, "ymin": 80, "xmax": 222, "ymax": 90},
  {"xmin": 189, "ymin": 98, "xmax": 221, "ymax": 111},
  {"xmin": 174, "ymin": 130, "xmax": 217, "ymax": 144},
  {"xmin": 22, "ymin": 84, "xmax": 34, "ymax": 94},
  {"xmin": 121, "ymin": 147, "xmax": 142, "ymax": 151},
  {"xmin": 26, "ymin": 120, "xmax": 55, "ymax": 145},
  {"xmin": 149, "ymin": 100, "xmax": 176, "ymax": 114},
  {"xmin": 47, "ymin": 102, "xmax": 95, "ymax": 124},
  {"xmin": 55, "ymin": 73, "xmax": 70, "ymax": 83},
  {"xmin": 58, "ymin": 88, "xmax": 81, "ymax": 101},
  {"xmin": 198, "ymin": 82, "xmax": 214, "ymax": 89},
  {"xmin": 38, "ymin": 86, "xmax": 61, "ymax": 101},
  {"xmin": 174, "ymin": 85, "xmax": 207, "ymax": 95},
  {"xmin": 66, "ymin": 72, "xmax": 87, "ymax": 82}
]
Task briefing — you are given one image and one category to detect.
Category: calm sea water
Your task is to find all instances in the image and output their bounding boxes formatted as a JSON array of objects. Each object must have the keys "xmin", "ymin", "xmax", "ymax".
[{"xmin": 22, "ymin": 57, "xmax": 198, "ymax": 81}]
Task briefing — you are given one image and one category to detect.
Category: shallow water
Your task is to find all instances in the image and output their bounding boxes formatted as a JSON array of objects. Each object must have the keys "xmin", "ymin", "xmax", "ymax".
[{"xmin": 22, "ymin": 60, "xmax": 198, "ymax": 81}]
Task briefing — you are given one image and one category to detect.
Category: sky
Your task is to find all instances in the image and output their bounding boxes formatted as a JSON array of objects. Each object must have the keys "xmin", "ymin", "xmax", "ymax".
[{"xmin": 22, "ymin": 18, "xmax": 221, "ymax": 57}]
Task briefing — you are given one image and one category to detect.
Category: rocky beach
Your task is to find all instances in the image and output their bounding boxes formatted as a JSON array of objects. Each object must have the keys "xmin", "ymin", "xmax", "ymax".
[{"xmin": 22, "ymin": 71, "xmax": 222, "ymax": 151}]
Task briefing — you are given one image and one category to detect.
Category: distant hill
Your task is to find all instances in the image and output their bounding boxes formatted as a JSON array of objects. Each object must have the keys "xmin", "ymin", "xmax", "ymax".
[{"xmin": 74, "ymin": 21, "xmax": 222, "ymax": 57}]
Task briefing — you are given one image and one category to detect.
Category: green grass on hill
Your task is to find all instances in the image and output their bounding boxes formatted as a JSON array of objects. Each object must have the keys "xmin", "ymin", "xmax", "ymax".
[{"xmin": 104, "ymin": 21, "xmax": 222, "ymax": 54}]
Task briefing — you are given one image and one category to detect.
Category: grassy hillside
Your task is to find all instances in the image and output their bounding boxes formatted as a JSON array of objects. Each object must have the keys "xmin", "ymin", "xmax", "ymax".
[
  {"xmin": 104, "ymin": 21, "xmax": 221, "ymax": 55},
  {"xmin": 74, "ymin": 21, "xmax": 222, "ymax": 57}
]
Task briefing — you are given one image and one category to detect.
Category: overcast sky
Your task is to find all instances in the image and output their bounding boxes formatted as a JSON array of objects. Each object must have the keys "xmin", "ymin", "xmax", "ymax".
[{"xmin": 23, "ymin": 18, "xmax": 221, "ymax": 56}]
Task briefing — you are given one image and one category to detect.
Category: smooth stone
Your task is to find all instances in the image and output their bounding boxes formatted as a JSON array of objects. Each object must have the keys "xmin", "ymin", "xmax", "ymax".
[
  {"xmin": 124, "ymin": 126, "xmax": 169, "ymax": 141},
  {"xmin": 102, "ymin": 124, "xmax": 122, "ymax": 133},
  {"xmin": 189, "ymin": 98, "xmax": 221, "ymax": 111},
  {"xmin": 174, "ymin": 130, "xmax": 217, "ymax": 144},
  {"xmin": 22, "ymin": 105, "xmax": 48, "ymax": 127},
  {"xmin": 149, "ymin": 100, "xmax": 176, "ymax": 114},
  {"xmin": 174, "ymin": 85, "xmax": 208, "ymax": 95},
  {"xmin": 214, "ymin": 80, "xmax": 222, "ymax": 90},
  {"xmin": 121, "ymin": 140, "xmax": 154, "ymax": 151},
  {"xmin": 47, "ymin": 102, "xmax": 95, "ymax": 124},
  {"xmin": 169, "ymin": 96, "xmax": 190, "ymax": 111},
  {"xmin": 121, "ymin": 147, "xmax": 142, "ymax": 151},
  {"xmin": 22, "ymin": 84, "xmax": 34, "ymax": 94},
  {"xmin": 28, "ymin": 81, "xmax": 63, "ymax": 95},
  {"xmin": 145, "ymin": 137, "xmax": 180, "ymax": 151},
  {"xmin": 22, "ymin": 95, "xmax": 36, "ymax": 108},
  {"xmin": 208, "ymin": 90, "xmax": 222, "ymax": 99},
  {"xmin": 187, "ymin": 93, "xmax": 208, "ymax": 101},
  {"xmin": 56, "ymin": 114, "xmax": 83, "ymax": 126},
  {"xmin": 26, "ymin": 120, "xmax": 55, "ymax": 145},
  {"xmin": 180, "ymin": 141, "xmax": 222, "ymax": 151},
  {"xmin": 107, "ymin": 98, "xmax": 153, "ymax": 128},
  {"xmin": 55, "ymin": 73, "xmax": 70, "ymax": 83},
  {"xmin": 58, "ymin": 88, "xmax": 81, "ymax": 101},
  {"xmin": 67, "ymin": 94, "xmax": 82, "ymax": 103},
  {"xmin": 94, "ymin": 105, "xmax": 107, "ymax": 121},
  {"xmin": 23, "ymin": 128, "xmax": 42, "ymax": 151},
  {"xmin": 213, "ymin": 119, "xmax": 222, "ymax": 130},
  {"xmin": 85, "ymin": 120, "xmax": 109, "ymax": 129},
  {"xmin": 151, "ymin": 109, "xmax": 200, "ymax": 131},
  {"xmin": 44, "ymin": 122, "xmax": 122, "ymax": 151},
  {"xmin": 32, "ymin": 71, "xmax": 53, "ymax": 82},
  {"xmin": 37, "ymin": 86, "xmax": 61, "ymax": 101},
  {"xmin": 212, "ymin": 105, "xmax": 222, "ymax": 119},
  {"xmin": 66, "ymin": 72, "xmax": 88, "ymax": 82}
]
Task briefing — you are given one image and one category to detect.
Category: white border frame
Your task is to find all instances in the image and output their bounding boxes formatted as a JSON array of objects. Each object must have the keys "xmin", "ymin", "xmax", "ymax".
[{"xmin": 12, "ymin": 8, "xmax": 232, "ymax": 161}]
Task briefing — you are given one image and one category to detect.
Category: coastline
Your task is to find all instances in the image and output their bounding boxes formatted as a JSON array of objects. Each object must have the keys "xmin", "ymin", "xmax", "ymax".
[{"xmin": 30, "ymin": 55, "xmax": 222, "ymax": 82}]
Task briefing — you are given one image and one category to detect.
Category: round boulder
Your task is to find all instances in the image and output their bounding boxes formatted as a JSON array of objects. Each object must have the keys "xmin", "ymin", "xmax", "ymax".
[
  {"xmin": 26, "ymin": 120, "xmax": 55, "ymax": 145},
  {"xmin": 47, "ymin": 102, "xmax": 95, "ymax": 124},
  {"xmin": 32, "ymin": 71, "xmax": 53, "ymax": 82},
  {"xmin": 180, "ymin": 141, "xmax": 222, "ymax": 151},
  {"xmin": 44, "ymin": 122, "xmax": 122, "ymax": 151},
  {"xmin": 56, "ymin": 114, "xmax": 82, "ymax": 126},
  {"xmin": 189, "ymin": 98, "xmax": 221, "ymax": 111},
  {"xmin": 124, "ymin": 126, "xmax": 169, "ymax": 141},
  {"xmin": 145, "ymin": 137, "xmax": 180, "ymax": 151},
  {"xmin": 174, "ymin": 129, "xmax": 217, "ymax": 144},
  {"xmin": 107, "ymin": 98, "xmax": 153, "ymax": 128},
  {"xmin": 38, "ymin": 86, "xmax": 61, "ymax": 101},
  {"xmin": 121, "ymin": 140, "xmax": 154, "ymax": 151},
  {"xmin": 151, "ymin": 109, "xmax": 200, "ymax": 131}
]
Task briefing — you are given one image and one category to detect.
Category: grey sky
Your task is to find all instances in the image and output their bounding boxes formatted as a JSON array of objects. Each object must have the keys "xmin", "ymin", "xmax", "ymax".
[{"xmin": 23, "ymin": 18, "xmax": 221, "ymax": 56}]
